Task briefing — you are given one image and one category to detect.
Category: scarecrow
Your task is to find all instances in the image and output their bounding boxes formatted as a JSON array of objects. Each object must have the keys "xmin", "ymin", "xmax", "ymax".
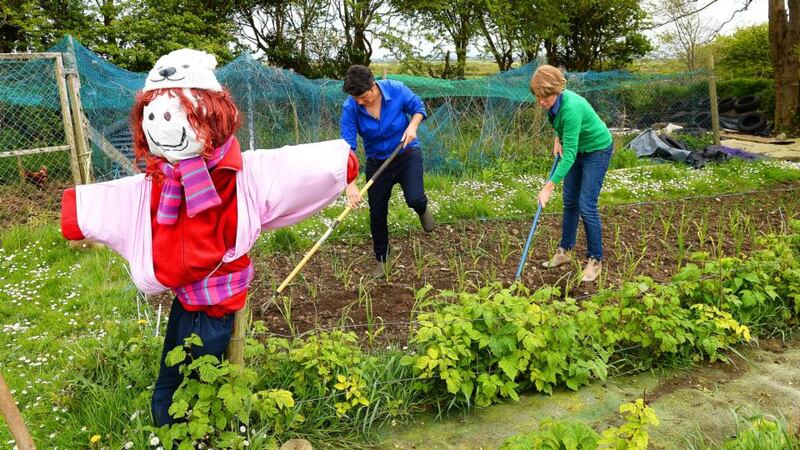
[{"xmin": 60, "ymin": 48, "xmax": 358, "ymax": 425}]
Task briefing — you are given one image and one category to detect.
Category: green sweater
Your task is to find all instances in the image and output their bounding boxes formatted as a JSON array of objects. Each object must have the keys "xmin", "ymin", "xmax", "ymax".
[{"xmin": 548, "ymin": 89, "xmax": 613, "ymax": 183}]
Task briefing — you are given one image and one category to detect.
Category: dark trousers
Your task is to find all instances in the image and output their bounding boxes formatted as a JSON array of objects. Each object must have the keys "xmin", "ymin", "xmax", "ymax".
[
  {"xmin": 151, "ymin": 297, "xmax": 234, "ymax": 426},
  {"xmin": 365, "ymin": 147, "xmax": 428, "ymax": 262},
  {"xmin": 560, "ymin": 145, "xmax": 613, "ymax": 260}
]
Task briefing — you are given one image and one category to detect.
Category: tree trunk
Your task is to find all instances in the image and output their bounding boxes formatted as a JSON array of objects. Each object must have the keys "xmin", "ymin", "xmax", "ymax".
[
  {"xmin": 353, "ymin": 26, "xmax": 371, "ymax": 65},
  {"xmin": 453, "ymin": 24, "xmax": 469, "ymax": 79},
  {"xmin": 770, "ymin": 0, "xmax": 800, "ymax": 131}
]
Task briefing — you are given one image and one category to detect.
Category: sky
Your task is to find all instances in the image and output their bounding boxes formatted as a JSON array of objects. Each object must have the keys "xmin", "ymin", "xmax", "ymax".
[{"xmin": 652, "ymin": 0, "xmax": 768, "ymax": 36}]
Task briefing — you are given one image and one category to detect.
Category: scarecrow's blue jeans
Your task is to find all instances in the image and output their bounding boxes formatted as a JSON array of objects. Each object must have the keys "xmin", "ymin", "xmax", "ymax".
[
  {"xmin": 559, "ymin": 144, "xmax": 613, "ymax": 260},
  {"xmin": 151, "ymin": 297, "xmax": 234, "ymax": 426},
  {"xmin": 366, "ymin": 146, "xmax": 428, "ymax": 262}
]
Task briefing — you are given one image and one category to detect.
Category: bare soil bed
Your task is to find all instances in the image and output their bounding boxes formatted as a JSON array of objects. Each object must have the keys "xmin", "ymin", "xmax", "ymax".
[{"xmin": 245, "ymin": 184, "xmax": 800, "ymax": 342}]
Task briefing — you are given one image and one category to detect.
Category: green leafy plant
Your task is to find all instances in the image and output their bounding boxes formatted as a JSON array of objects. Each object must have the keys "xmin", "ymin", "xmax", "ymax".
[
  {"xmin": 500, "ymin": 419, "xmax": 600, "ymax": 450},
  {"xmin": 597, "ymin": 398, "xmax": 659, "ymax": 449},
  {"xmin": 499, "ymin": 397, "xmax": 657, "ymax": 450},
  {"xmin": 150, "ymin": 334, "xmax": 301, "ymax": 450}
]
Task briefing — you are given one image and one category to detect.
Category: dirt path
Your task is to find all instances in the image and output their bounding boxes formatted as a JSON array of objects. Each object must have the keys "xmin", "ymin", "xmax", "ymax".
[{"xmin": 378, "ymin": 337, "xmax": 800, "ymax": 449}]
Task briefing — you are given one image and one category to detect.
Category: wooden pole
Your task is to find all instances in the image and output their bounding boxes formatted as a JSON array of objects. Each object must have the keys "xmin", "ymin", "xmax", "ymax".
[
  {"xmin": 246, "ymin": 80, "xmax": 256, "ymax": 152},
  {"xmin": 16, "ymin": 157, "xmax": 25, "ymax": 183},
  {"xmin": 708, "ymin": 52, "xmax": 721, "ymax": 145},
  {"xmin": 382, "ymin": 66, "xmax": 388, "ymax": 80},
  {"xmin": 227, "ymin": 302, "xmax": 249, "ymax": 365},
  {"xmin": 0, "ymin": 373, "xmax": 36, "ymax": 450},
  {"xmin": 53, "ymin": 54, "xmax": 82, "ymax": 185},
  {"xmin": 65, "ymin": 36, "xmax": 94, "ymax": 183},
  {"xmin": 290, "ymin": 97, "xmax": 300, "ymax": 145}
]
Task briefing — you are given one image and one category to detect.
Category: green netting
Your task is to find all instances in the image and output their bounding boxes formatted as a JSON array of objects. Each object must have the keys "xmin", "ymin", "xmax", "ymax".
[{"xmin": 1, "ymin": 36, "xmax": 712, "ymax": 184}]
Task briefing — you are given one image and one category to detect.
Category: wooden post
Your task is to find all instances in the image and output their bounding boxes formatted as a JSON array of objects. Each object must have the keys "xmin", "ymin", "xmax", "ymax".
[
  {"xmin": 53, "ymin": 54, "xmax": 82, "ymax": 185},
  {"xmin": 291, "ymin": 103, "xmax": 300, "ymax": 144},
  {"xmin": 65, "ymin": 36, "xmax": 94, "ymax": 183},
  {"xmin": 246, "ymin": 80, "xmax": 256, "ymax": 152},
  {"xmin": 0, "ymin": 373, "xmax": 36, "ymax": 450},
  {"xmin": 708, "ymin": 52, "xmax": 721, "ymax": 146},
  {"xmin": 226, "ymin": 302, "xmax": 248, "ymax": 365},
  {"xmin": 283, "ymin": 69, "xmax": 301, "ymax": 145},
  {"xmin": 382, "ymin": 66, "xmax": 388, "ymax": 80},
  {"xmin": 16, "ymin": 157, "xmax": 25, "ymax": 183}
]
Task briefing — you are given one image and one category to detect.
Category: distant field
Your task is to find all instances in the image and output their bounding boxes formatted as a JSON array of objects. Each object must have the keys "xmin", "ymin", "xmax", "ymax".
[
  {"xmin": 371, "ymin": 60, "xmax": 510, "ymax": 78},
  {"xmin": 371, "ymin": 57, "xmax": 691, "ymax": 79}
]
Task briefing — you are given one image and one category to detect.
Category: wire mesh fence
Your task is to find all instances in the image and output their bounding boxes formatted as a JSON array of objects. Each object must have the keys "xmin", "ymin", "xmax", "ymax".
[
  {"xmin": 0, "ymin": 52, "xmax": 87, "ymax": 226},
  {"xmin": 0, "ymin": 36, "xmax": 716, "ymax": 227}
]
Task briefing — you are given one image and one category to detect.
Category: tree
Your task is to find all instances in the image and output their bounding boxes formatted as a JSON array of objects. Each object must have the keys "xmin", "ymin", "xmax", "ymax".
[
  {"xmin": 1, "ymin": 0, "xmax": 94, "ymax": 52},
  {"xmin": 336, "ymin": 0, "xmax": 384, "ymax": 67},
  {"xmin": 89, "ymin": 0, "xmax": 241, "ymax": 71},
  {"xmin": 393, "ymin": 0, "xmax": 480, "ymax": 78},
  {"xmin": 234, "ymin": 0, "xmax": 337, "ymax": 75},
  {"xmin": 543, "ymin": 0, "xmax": 651, "ymax": 71},
  {"xmin": 476, "ymin": 0, "xmax": 563, "ymax": 69},
  {"xmin": 769, "ymin": 0, "xmax": 799, "ymax": 130},
  {"xmin": 476, "ymin": 1, "xmax": 515, "ymax": 71},
  {"xmin": 234, "ymin": 0, "xmax": 382, "ymax": 77},
  {"xmin": 715, "ymin": 23, "xmax": 771, "ymax": 78},
  {"xmin": 656, "ymin": 0, "xmax": 718, "ymax": 71}
]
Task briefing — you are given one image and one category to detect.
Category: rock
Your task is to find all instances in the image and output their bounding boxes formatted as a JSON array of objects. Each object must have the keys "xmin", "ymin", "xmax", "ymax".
[{"xmin": 280, "ymin": 439, "xmax": 313, "ymax": 450}]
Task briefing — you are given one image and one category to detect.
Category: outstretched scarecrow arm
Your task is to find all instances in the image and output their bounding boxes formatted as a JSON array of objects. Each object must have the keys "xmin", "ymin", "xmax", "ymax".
[{"xmin": 243, "ymin": 139, "xmax": 357, "ymax": 230}]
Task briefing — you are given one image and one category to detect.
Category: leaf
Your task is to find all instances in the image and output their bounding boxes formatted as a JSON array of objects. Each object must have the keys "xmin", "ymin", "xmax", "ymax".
[
  {"xmin": 198, "ymin": 363, "xmax": 221, "ymax": 383},
  {"xmin": 188, "ymin": 418, "xmax": 209, "ymax": 439},
  {"xmin": 461, "ymin": 379, "xmax": 474, "ymax": 400},
  {"xmin": 498, "ymin": 355, "xmax": 519, "ymax": 379},
  {"xmin": 215, "ymin": 413, "xmax": 227, "ymax": 430},
  {"xmin": 165, "ymin": 347, "xmax": 187, "ymax": 367},
  {"xmin": 168, "ymin": 399, "xmax": 189, "ymax": 418},
  {"xmin": 218, "ymin": 384, "xmax": 243, "ymax": 413},
  {"xmin": 183, "ymin": 333, "xmax": 203, "ymax": 348}
]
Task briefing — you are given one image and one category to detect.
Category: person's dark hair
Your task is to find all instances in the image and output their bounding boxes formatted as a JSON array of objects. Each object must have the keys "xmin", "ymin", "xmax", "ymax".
[{"xmin": 343, "ymin": 65, "xmax": 375, "ymax": 96}]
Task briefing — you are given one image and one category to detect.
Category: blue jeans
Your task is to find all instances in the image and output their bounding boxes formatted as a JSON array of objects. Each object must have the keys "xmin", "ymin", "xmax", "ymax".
[
  {"xmin": 151, "ymin": 297, "xmax": 234, "ymax": 426},
  {"xmin": 560, "ymin": 145, "xmax": 612, "ymax": 260},
  {"xmin": 365, "ymin": 147, "xmax": 428, "ymax": 262}
]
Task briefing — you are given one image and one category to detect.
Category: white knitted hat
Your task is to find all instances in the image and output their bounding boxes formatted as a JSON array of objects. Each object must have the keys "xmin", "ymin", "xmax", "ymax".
[{"xmin": 143, "ymin": 48, "xmax": 222, "ymax": 92}]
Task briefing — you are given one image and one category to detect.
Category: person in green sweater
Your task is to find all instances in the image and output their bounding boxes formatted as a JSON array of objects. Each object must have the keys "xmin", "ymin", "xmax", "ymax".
[{"xmin": 532, "ymin": 65, "xmax": 613, "ymax": 283}]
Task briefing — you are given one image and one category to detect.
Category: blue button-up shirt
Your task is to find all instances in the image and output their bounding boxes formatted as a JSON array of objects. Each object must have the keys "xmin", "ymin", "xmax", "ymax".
[{"xmin": 340, "ymin": 79, "xmax": 427, "ymax": 160}]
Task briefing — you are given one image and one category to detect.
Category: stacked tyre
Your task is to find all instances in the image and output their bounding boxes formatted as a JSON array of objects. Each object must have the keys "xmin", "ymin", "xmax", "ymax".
[{"xmin": 717, "ymin": 95, "xmax": 767, "ymax": 134}]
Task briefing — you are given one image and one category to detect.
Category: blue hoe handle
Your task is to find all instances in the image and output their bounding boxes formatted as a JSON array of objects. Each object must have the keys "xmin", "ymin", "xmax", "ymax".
[{"xmin": 515, "ymin": 155, "xmax": 560, "ymax": 281}]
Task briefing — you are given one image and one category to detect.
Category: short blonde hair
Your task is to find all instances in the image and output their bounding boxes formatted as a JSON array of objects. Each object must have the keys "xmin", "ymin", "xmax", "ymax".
[{"xmin": 530, "ymin": 65, "xmax": 566, "ymax": 98}]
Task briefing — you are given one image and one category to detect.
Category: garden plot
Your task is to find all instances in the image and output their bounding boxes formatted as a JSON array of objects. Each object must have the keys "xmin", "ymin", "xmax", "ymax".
[{"xmin": 187, "ymin": 186, "xmax": 800, "ymax": 344}]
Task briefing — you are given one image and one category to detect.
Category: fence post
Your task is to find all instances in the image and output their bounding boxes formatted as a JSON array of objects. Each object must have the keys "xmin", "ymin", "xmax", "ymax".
[
  {"xmin": 246, "ymin": 79, "xmax": 256, "ymax": 152},
  {"xmin": 708, "ymin": 52, "xmax": 721, "ymax": 145},
  {"xmin": 0, "ymin": 372, "xmax": 36, "ymax": 450},
  {"xmin": 65, "ymin": 36, "xmax": 94, "ymax": 183},
  {"xmin": 16, "ymin": 157, "xmax": 25, "ymax": 183},
  {"xmin": 286, "ymin": 69, "xmax": 300, "ymax": 144},
  {"xmin": 382, "ymin": 66, "xmax": 388, "ymax": 80},
  {"xmin": 53, "ymin": 54, "xmax": 82, "ymax": 185}
]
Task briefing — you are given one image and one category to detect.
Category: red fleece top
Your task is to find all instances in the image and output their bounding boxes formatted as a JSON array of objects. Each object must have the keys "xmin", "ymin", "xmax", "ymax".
[{"xmin": 62, "ymin": 144, "xmax": 359, "ymax": 317}]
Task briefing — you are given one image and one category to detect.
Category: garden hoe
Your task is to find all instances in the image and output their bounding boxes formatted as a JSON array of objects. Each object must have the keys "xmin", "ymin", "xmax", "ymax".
[
  {"xmin": 262, "ymin": 141, "xmax": 407, "ymax": 315},
  {"xmin": 514, "ymin": 155, "xmax": 560, "ymax": 281}
]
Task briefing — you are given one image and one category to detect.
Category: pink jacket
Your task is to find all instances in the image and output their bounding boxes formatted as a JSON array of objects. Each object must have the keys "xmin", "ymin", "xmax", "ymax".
[{"xmin": 70, "ymin": 139, "xmax": 350, "ymax": 295}]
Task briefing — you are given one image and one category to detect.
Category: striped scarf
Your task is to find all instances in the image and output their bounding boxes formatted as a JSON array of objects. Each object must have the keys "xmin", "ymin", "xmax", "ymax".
[
  {"xmin": 175, "ymin": 263, "xmax": 254, "ymax": 306},
  {"xmin": 156, "ymin": 137, "xmax": 233, "ymax": 225}
]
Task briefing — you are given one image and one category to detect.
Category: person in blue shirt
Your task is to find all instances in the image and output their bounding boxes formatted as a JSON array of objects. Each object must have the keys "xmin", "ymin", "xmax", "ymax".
[{"xmin": 340, "ymin": 65, "xmax": 435, "ymax": 277}]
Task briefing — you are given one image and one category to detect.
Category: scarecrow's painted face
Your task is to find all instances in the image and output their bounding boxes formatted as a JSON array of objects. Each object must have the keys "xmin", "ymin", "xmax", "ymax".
[{"xmin": 142, "ymin": 92, "xmax": 204, "ymax": 163}]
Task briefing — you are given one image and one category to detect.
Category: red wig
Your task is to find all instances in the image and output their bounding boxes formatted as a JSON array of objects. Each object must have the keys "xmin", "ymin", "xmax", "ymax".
[{"xmin": 131, "ymin": 88, "xmax": 241, "ymax": 175}]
